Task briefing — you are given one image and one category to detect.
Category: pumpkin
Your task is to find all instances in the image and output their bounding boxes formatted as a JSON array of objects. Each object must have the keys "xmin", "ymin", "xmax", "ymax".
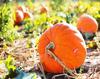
[
  {"xmin": 38, "ymin": 23, "xmax": 86, "ymax": 73},
  {"xmin": 17, "ymin": 5, "xmax": 32, "ymax": 19},
  {"xmin": 40, "ymin": 5, "xmax": 48, "ymax": 14},
  {"xmin": 24, "ymin": 11, "xmax": 32, "ymax": 19},
  {"xmin": 17, "ymin": 6, "xmax": 26, "ymax": 13},
  {"xmin": 15, "ymin": 10, "xmax": 24, "ymax": 24},
  {"xmin": 77, "ymin": 14, "xmax": 98, "ymax": 33}
]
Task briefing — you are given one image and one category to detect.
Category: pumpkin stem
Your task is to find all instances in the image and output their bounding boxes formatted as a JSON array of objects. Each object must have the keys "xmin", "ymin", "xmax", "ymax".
[
  {"xmin": 46, "ymin": 42, "xmax": 55, "ymax": 58},
  {"xmin": 46, "ymin": 42, "xmax": 76, "ymax": 76},
  {"xmin": 46, "ymin": 42, "xmax": 55, "ymax": 49}
]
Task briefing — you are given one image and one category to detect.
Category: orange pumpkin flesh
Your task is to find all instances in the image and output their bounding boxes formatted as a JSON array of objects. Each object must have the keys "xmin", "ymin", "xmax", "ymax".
[
  {"xmin": 38, "ymin": 23, "xmax": 86, "ymax": 73},
  {"xmin": 77, "ymin": 14, "xmax": 98, "ymax": 33}
]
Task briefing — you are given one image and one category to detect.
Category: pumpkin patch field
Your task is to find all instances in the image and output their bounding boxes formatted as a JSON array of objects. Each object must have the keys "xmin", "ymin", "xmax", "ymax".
[{"xmin": 0, "ymin": 0, "xmax": 100, "ymax": 79}]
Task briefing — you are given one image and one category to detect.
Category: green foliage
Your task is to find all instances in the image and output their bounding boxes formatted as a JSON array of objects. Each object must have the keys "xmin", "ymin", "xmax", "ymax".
[
  {"xmin": 24, "ymin": 19, "xmax": 34, "ymax": 33},
  {"xmin": 33, "ymin": 13, "xmax": 66, "ymax": 34},
  {"xmin": 5, "ymin": 55, "xmax": 16, "ymax": 73},
  {"xmin": 0, "ymin": 0, "xmax": 12, "ymax": 4},
  {"xmin": 33, "ymin": 14, "xmax": 50, "ymax": 33},
  {"xmin": 50, "ymin": 0, "xmax": 66, "ymax": 11},
  {"xmin": 4, "ymin": 55, "xmax": 18, "ymax": 78},
  {"xmin": 0, "ymin": 3, "xmax": 18, "ymax": 42}
]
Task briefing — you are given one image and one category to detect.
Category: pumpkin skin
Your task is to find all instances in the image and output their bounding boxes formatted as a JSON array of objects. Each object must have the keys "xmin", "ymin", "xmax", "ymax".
[
  {"xmin": 77, "ymin": 14, "xmax": 98, "ymax": 33},
  {"xmin": 15, "ymin": 10, "xmax": 24, "ymax": 24},
  {"xmin": 40, "ymin": 5, "xmax": 48, "ymax": 14},
  {"xmin": 24, "ymin": 11, "xmax": 32, "ymax": 19},
  {"xmin": 17, "ymin": 6, "xmax": 26, "ymax": 13},
  {"xmin": 38, "ymin": 23, "xmax": 86, "ymax": 73},
  {"xmin": 17, "ymin": 6, "xmax": 32, "ymax": 19}
]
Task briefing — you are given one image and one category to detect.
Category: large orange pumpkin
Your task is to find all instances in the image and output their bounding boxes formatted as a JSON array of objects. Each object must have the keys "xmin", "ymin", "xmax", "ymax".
[
  {"xmin": 38, "ymin": 23, "xmax": 86, "ymax": 73},
  {"xmin": 77, "ymin": 14, "xmax": 98, "ymax": 33}
]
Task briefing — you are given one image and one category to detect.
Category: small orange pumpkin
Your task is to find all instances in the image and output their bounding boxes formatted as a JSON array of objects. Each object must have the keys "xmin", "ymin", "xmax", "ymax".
[
  {"xmin": 77, "ymin": 14, "xmax": 98, "ymax": 33},
  {"xmin": 15, "ymin": 10, "xmax": 24, "ymax": 24},
  {"xmin": 17, "ymin": 6, "xmax": 26, "ymax": 13},
  {"xmin": 17, "ymin": 6, "xmax": 32, "ymax": 19},
  {"xmin": 40, "ymin": 5, "xmax": 48, "ymax": 14},
  {"xmin": 24, "ymin": 11, "xmax": 32, "ymax": 19},
  {"xmin": 38, "ymin": 23, "xmax": 86, "ymax": 73}
]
